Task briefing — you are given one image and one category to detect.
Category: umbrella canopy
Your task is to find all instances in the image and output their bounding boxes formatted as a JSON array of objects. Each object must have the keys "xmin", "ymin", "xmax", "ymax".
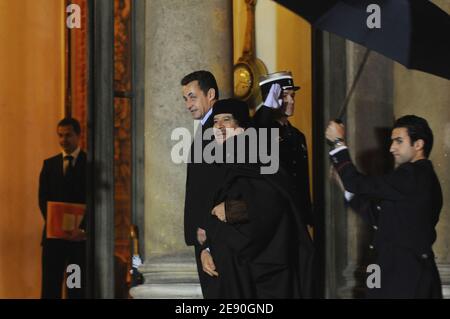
[
  {"xmin": 274, "ymin": 0, "xmax": 338, "ymax": 23},
  {"xmin": 274, "ymin": 0, "xmax": 450, "ymax": 80}
]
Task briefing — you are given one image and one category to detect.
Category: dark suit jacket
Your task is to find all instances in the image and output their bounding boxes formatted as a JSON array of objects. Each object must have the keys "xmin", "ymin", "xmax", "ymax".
[
  {"xmin": 184, "ymin": 115, "xmax": 217, "ymax": 246},
  {"xmin": 39, "ymin": 151, "xmax": 87, "ymax": 242},
  {"xmin": 331, "ymin": 148, "xmax": 443, "ymax": 298}
]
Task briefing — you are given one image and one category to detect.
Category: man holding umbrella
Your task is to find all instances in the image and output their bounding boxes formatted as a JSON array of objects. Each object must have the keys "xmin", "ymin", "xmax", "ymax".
[{"xmin": 326, "ymin": 115, "xmax": 443, "ymax": 298}]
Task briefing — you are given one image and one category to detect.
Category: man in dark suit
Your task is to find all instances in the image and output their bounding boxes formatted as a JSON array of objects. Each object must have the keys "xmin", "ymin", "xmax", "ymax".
[
  {"xmin": 180, "ymin": 70, "xmax": 219, "ymax": 296},
  {"xmin": 326, "ymin": 115, "xmax": 443, "ymax": 298},
  {"xmin": 39, "ymin": 118, "xmax": 87, "ymax": 299}
]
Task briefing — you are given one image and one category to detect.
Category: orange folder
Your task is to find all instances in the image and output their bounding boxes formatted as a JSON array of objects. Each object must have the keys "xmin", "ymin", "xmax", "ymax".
[{"xmin": 46, "ymin": 201, "xmax": 86, "ymax": 239}]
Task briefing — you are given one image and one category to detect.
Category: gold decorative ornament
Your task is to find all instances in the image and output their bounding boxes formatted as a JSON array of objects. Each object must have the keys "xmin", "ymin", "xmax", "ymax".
[
  {"xmin": 233, "ymin": 0, "xmax": 267, "ymax": 109},
  {"xmin": 233, "ymin": 62, "xmax": 253, "ymax": 100}
]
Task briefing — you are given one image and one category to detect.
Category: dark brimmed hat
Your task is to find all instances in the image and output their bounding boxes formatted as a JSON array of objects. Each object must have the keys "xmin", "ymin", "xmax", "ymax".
[
  {"xmin": 259, "ymin": 71, "xmax": 300, "ymax": 100},
  {"xmin": 212, "ymin": 98, "xmax": 250, "ymax": 128}
]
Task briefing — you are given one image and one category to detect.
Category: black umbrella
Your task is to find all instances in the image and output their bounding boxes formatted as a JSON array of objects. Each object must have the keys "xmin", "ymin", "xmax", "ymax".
[
  {"xmin": 274, "ymin": 0, "xmax": 450, "ymax": 80},
  {"xmin": 274, "ymin": 0, "xmax": 338, "ymax": 23},
  {"xmin": 274, "ymin": 0, "xmax": 449, "ymax": 120}
]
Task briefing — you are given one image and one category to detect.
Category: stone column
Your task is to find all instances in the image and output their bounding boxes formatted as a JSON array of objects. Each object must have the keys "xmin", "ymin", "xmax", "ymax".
[
  {"xmin": 320, "ymin": 33, "xmax": 395, "ymax": 298},
  {"xmin": 393, "ymin": 64, "xmax": 450, "ymax": 299},
  {"xmin": 393, "ymin": 1, "xmax": 450, "ymax": 299},
  {"xmin": 130, "ymin": 0, "xmax": 233, "ymax": 299},
  {"xmin": 337, "ymin": 42, "xmax": 394, "ymax": 298},
  {"xmin": 320, "ymin": 32, "xmax": 348, "ymax": 298},
  {"xmin": 89, "ymin": 0, "xmax": 115, "ymax": 299}
]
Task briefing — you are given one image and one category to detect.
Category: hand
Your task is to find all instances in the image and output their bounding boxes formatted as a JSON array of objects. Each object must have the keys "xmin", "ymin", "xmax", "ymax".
[
  {"xmin": 132, "ymin": 255, "xmax": 143, "ymax": 269},
  {"xmin": 201, "ymin": 249, "xmax": 219, "ymax": 277},
  {"xmin": 264, "ymin": 83, "xmax": 282, "ymax": 109},
  {"xmin": 67, "ymin": 228, "xmax": 87, "ymax": 242},
  {"xmin": 329, "ymin": 165, "xmax": 345, "ymax": 192},
  {"xmin": 325, "ymin": 121, "xmax": 345, "ymax": 142},
  {"xmin": 197, "ymin": 228, "xmax": 207, "ymax": 245},
  {"xmin": 211, "ymin": 202, "xmax": 226, "ymax": 222}
]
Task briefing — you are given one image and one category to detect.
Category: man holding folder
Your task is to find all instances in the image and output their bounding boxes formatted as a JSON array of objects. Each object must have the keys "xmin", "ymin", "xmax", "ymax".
[{"xmin": 38, "ymin": 118, "xmax": 87, "ymax": 299}]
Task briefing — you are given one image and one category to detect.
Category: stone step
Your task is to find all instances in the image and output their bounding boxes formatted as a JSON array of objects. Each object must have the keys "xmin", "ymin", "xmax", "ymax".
[{"xmin": 129, "ymin": 252, "xmax": 202, "ymax": 299}]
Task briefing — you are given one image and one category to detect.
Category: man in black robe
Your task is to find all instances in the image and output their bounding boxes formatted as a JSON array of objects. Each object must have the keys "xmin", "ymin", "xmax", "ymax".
[
  {"xmin": 200, "ymin": 99, "xmax": 314, "ymax": 298},
  {"xmin": 326, "ymin": 115, "xmax": 443, "ymax": 298}
]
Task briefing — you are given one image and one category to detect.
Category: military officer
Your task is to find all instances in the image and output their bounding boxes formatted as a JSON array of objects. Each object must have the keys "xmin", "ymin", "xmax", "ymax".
[{"xmin": 254, "ymin": 71, "xmax": 313, "ymax": 227}]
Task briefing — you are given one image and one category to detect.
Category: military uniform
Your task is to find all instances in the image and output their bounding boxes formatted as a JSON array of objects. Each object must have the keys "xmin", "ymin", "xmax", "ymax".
[
  {"xmin": 275, "ymin": 121, "xmax": 313, "ymax": 226},
  {"xmin": 330, "ymin": 148, "xmax": 443, "ymax": 298},
  {"xmin": 255, "ymin": 71, "xmax": 313, "ymax": 226}
]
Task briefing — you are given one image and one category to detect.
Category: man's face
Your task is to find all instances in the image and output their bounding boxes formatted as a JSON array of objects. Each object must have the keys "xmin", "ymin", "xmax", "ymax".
[
  {"xmin": 213, "ymin": 113, "xmax": 243, "ymax": 144},
  {"xmin": 57, "ymin": 125, "xmax": 79, "ymax": 154},
  {"xmin": 281, "ymin": 89, "xmax": 296, "ymax": 117},
  {"xmin": 182, "ymin": 80, "xmax": 214, "ymax": 120},
  {"xmin": 389, "ymin": 127, "xmax": 423, "ymax": 166}
]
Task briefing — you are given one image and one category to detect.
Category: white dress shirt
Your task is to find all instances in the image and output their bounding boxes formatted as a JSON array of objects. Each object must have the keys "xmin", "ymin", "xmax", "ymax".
[
  {"xmin": 201, "ymin": 107, "xmax": 213, "ymax": 126},
  {"xmin": 62, "ymin": 147, "xmax": 81, "ymax": 175}
]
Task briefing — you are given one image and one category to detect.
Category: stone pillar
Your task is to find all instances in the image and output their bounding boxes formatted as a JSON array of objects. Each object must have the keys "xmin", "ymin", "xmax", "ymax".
[
  {"xmin": 320, "ymin": 32, "xmax": 348, "ymax": 298},
  {"xmin": 89, "ymin": 0, "xmax": 115, "ymax": 299},
  {"xmin": 392, "ymin": 1, "xmax": 450, "ymax": 299},
  {"xmin": 320, "ymin": 34, "xmax": 394, "ymax": 298},
  {"xmin": 337, "ymin": 42, "xmax": 394, "ymax": 298},
  {"xmin": 393, "ymin": 66, "xmax": 450, "ymax": 298},
  {"xmin": 130, "ymin": 0, "xmax": 233, "ymax": 299}
]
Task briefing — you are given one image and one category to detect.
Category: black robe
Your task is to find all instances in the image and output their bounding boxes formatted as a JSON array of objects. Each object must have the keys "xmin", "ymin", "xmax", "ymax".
[{"xmin": 203, "ymin": 139, "xmax": 314, "ymax": 298}]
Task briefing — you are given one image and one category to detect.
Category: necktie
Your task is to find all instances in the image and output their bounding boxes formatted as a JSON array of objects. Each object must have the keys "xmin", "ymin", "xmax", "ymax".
[{"xmin": 64, "ymin": 155, "xmax": 74, "ymax": 176}]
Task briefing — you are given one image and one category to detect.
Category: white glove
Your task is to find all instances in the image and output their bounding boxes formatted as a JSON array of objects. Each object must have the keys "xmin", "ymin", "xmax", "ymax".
[
  {"xmin": 263, "ymin": 83, "xmax": 282, "ymax": 109},
  {"xmin": 132, "ymin": 255, "xmax": 143, "ymax": 269}
]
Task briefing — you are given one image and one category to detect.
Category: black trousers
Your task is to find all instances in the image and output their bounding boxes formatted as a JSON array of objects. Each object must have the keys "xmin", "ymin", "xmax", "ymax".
[
  {"xmin": 41, "ymin": 239, "xmax": 86, "ymax": 299},
  {"xmin": 365, "ymin": 247, "xmax": 442, "ymax": 299}
]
